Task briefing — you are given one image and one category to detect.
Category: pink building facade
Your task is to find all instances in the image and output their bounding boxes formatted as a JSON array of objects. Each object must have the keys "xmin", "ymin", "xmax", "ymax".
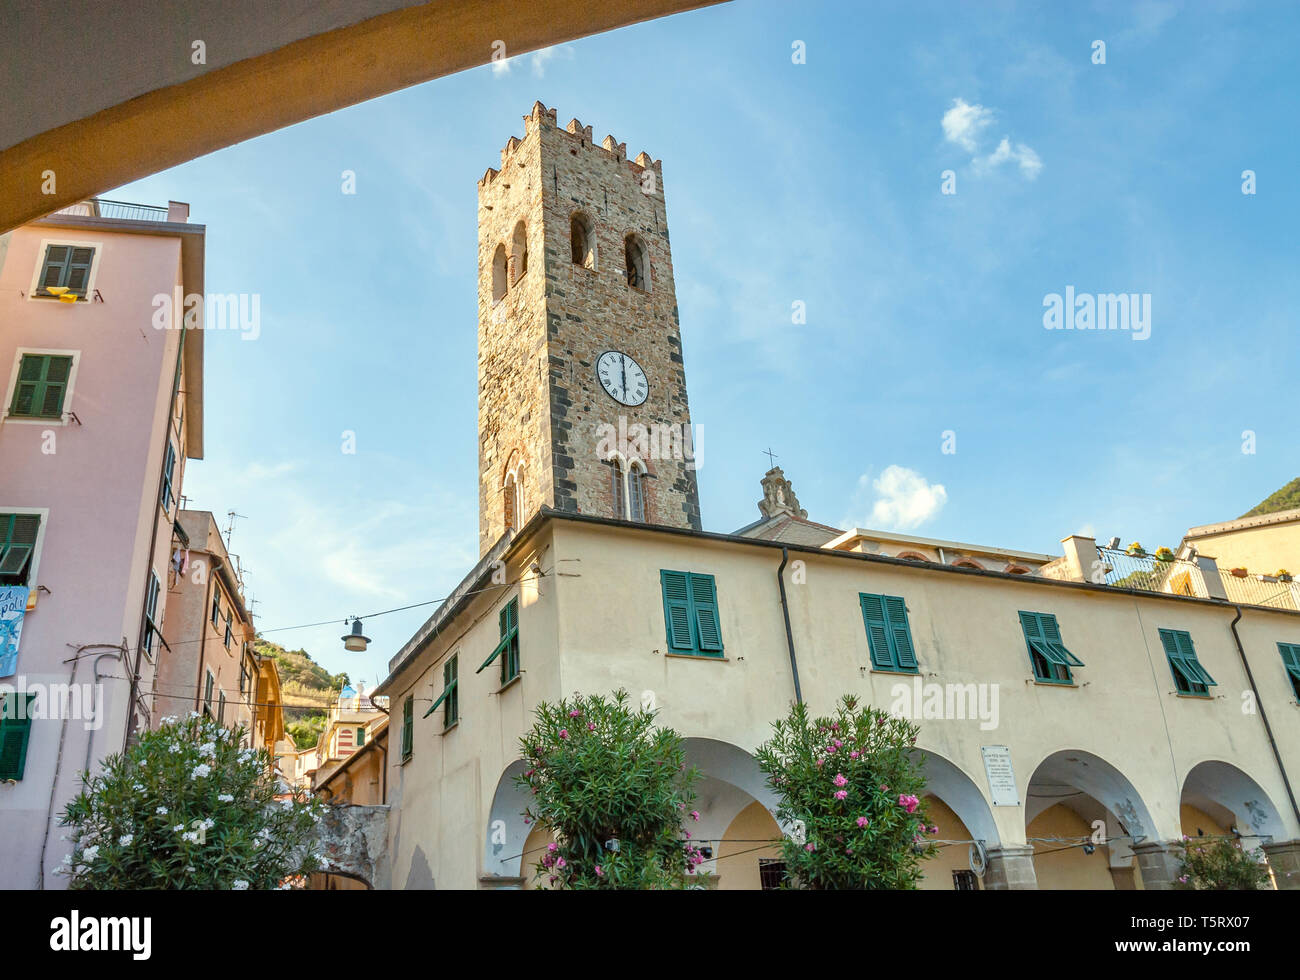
[{"xmin": 0, "ymin": 200, "xmax": 204, "ymax": 888}]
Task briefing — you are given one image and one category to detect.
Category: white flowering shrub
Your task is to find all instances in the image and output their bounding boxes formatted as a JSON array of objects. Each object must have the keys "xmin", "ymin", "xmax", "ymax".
[{"xmin": 60, "ymin": 714, "xmax": 324, "ymax": 889}]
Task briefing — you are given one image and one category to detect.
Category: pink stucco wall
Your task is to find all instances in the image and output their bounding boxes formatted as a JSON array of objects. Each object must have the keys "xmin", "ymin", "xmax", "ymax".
[{"xmin": 0, "ymin": 220, "xmax": 193, "ymax": 888}]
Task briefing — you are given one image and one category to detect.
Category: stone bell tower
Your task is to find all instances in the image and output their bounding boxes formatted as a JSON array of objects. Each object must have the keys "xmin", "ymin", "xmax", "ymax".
[{"xmin": 475, "ymin": 102, "xmax": 702, "ymax": 555}]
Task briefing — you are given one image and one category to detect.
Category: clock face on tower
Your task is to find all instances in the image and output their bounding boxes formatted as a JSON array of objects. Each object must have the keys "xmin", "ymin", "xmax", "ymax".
[{"xmin": 596, "ymin": 350, "xmax": 649, "ymax": 407}]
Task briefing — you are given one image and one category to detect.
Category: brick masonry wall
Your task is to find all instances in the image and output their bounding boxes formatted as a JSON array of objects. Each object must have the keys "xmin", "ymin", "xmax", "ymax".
[{"xmin": 476, "ymin": 102, "xmax": 702, "ymax": 556}]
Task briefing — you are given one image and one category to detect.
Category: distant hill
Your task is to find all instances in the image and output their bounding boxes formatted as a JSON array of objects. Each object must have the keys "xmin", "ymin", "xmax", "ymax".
[
  {"xmin": 1241, "ymin": 478, "xmax": 1300, "ymax": 519},
  {"xmin": 254, "ymin": 638, "xmax": 348, "ymax": 748}
]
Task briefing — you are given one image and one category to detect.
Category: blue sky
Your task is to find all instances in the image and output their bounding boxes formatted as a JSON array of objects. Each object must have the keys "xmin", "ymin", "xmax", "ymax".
[{"xmin": 114, "ymin": 0, "xmax": 1300, "ymax": 688}]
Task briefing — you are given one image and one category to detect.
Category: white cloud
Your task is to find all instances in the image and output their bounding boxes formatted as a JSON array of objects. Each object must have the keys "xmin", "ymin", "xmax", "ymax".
[
  {"xmin": 942, "ymin": 98, "xmax": 993, "ymax": 152},
  {"xmin": 976, "ymin": 137, "xmax": 1043, "ymax": 179},
  {"xmin": 491, "ymin": 56, "xmax": 512, "ymax": 76},
  {"xmin": 849, "ymin": 465, "xmax": 948, "ymax": 530},
  {"xmin": 943, "ymin": 98, "xmax": 1042, "ymax": 180},
  {"xmin": 531, "ymin": 48, "xmax": 556, "ymax": 78}
]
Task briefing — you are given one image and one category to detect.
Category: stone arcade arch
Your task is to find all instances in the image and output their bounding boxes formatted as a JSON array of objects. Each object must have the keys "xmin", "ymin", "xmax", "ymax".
[
  {"xmin": 1025, "ymin": 749, "xmax": 1159, "ymax": 889},
  {"xmin": 1180, "ymin": 759, "xmax": 1287, "ymax": 846},
  {"xmin": 911, "ymin": 750, "xmax": 1000, "ymax": 890}
]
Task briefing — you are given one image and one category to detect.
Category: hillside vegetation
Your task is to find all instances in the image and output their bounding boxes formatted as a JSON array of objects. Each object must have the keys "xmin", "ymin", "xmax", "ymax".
[{"xmin": 254, "ymin": 638, "xmax": 348, "ymax": 749}]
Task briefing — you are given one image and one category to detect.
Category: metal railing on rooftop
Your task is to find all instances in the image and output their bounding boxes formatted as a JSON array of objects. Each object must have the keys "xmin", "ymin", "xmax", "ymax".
[
  {"xmin": 1096, "ymin": 548, "xmax": 1206, "ymax": 597},
  {"xmin": 1220, "ymin": 571, "xmax": 1300, "ymax": 611},
  {"xmin": 52, "ymin": 198, "xmax": 170, "ymax": 222}
]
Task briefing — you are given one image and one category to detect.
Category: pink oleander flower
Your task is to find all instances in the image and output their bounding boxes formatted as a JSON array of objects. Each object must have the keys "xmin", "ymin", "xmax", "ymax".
[
  {"xmin": 833, "ymin": 773, "xmax": 848, "ymax": 787},
  {"xmin": 556, "ymin": 857, "xmax": 566, "ymax": 869},
  {"xmin": 834, "ymin": 790, "xmax": 848, "ymax": 800},
  {"xmin": 595, "ymin": 865, "xmax": 604, "ymax": 877},
  {"xmin": 559, "ymin": 728, "xmax": 569, "ymax": 740},
  {"xmin": 685, "ymin": 831, "xmax": 691, "ymax": 839},
  {"xmin": 1177, "ymin": 875, "xmax": 1188, "ymax": 883},
  {"xmin": 587, "ymin": 721, "xmax": 595, "ymax": 731},
  {"xmin": 815, "ymin": 759, "xmax": 825, "ymax": 767},
  {"xmin": 880, "ymin": 784, "xmax": 889, "ymax": 792},
  {"xmin": 849, "ymin": 750, "xmax": 860, "ymax": 759},
  {"xmin": 831, "ymin": 723, "xmax": 839, "ymax": 732},
  {"xmin": 929, "ymin": 825, "xmax": 939, "ymax": 834},
  {"xmin": 826, "ymin": 744, "xmax": 837, "ymax": 754},
  {"xmin": 833, "ymin": 738, "xmax": 843, "ymax": 748},
  {"xmin": 549, "ymin": 876, "xmax": 557, "ymax": 886},
  {"xmin": 846, "ymin": 847, "xmax": 853, "ymax": 855},
  {"xmin": 690, "ymin": 810, "xmax": 700, "ymax": 821},
  {"xmin": 805, "ymin": 843, "xmax": 816, "ymax": 852},
  {"xmin": 569, "ymin": 709, "xmax": 581, "ymax": 718},
  {"xmin": 856, "ymin": 816, "xmax": 869, "ymax": 828}
]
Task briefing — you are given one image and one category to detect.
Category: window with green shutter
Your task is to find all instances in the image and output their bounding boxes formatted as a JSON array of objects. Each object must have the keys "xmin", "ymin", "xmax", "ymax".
[
  {"xmin": 36, "ymin": 245, "xmax": 94, "ymax": 298},
  {"xmin": 0, "ymin": 513, "xmax": 41, "ymax": 587},
  {"xmin": 142, "ymin": 571, "xmax": 162, "ymax": 658},
  {"xmin": 203, "ymin": 670, "xmax": 215, "ymax": 717},
  {"xmin": 477, "ymin": 597, "xmax": 520, "ymax": 683},
  {"xmin": 0, "ymin": 693, "xmax": 36, "ymax": 781},
  {"xmin": 660, "ymin": 570, "xmax": 724, "ymax": 657},
  {"xmin": 1159, "ymin": 628, "xmax": 1216, "ymax": 696},
  {"xmin": 401, "ymin": 695, "xmax": 414, "ymax": 761},
  {"xmin": 356, "ymin": 726, "xmax": 365, "ymax": 747},
  {"xmin": 860, "ymin": 593, "xmax": 918, "ymax": 672},
  {"xmin": 1277, "ymin": 643, "xmax": 1300, "ymax": 700},
  {"xmin": 211, "ymin": 592, "xmax": 221, "ymax": 627},
  {"xmin": 217, "ymin": 691, "xmax": 227, "ymax": 725},
  {"xmin": 160, "ymin": 441, "xmax": 177, "ymax": 513},
  {"xmin": 1019, "ymin": 611, "xmax": 1084, "ymax": 684},
  {"xmin": 425, "ymin": 654, "xmax": 460, "ymax": 728},
  {"xmin": 9, "ymin": 354, "xmax": 73, "ymax": 419},
  {"xmin": 224, "ymin": 609, "xmax": 233, "ymax": 648}
]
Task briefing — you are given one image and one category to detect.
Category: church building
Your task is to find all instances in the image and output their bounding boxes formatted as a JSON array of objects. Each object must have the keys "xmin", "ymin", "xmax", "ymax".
[{"xmin": 371, "ymin": 103, "xmax": 1300, "ymax": 890}]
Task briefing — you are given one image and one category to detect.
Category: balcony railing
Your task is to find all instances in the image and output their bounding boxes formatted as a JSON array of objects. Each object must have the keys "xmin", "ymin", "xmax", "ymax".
[
  {"xmin": 52, "ymin": 198, "xmax": 170, "ymax": 222},
  {"xmin": 1096, "ymin": 548, "xmax": 1205, "ymax": 597},
  {"xmin": 1220, "ymin": 571, "xmax": 1300, "ymax": 611}
]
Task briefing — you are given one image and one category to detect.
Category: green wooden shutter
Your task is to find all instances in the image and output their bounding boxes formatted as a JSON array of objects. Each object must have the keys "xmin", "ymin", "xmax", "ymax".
[
  {"xmin": 883, "ymin": 596, "xmax": 917, "ymax": 669},
  {"xmin": 1040, "ymin": 613, "xmax": 1085, "ymax": 666},
  {"xmin": 661, "ymin": 570, "xmax": 694, "ymax": 651},
  {"xmin": 161, "ymin": 441, "xmax": 176, "ymax": 510},
  {"xmin": 1280, "ymin": 643, "xmax": 1300, "ymax": 693},
  {"xmin": 689, "ymin": 574, "xmax": 723, "ymax": 653},
  {"xmin": 860, "ymin": 594, "xmax": 892, "ymax": 669},
  {"xmin": 11, "ymin": 356, "xmax": 44, "ymax": 416},
  {"xmin": 40, "ymin": 356, "xmax": 71, "ymax": 417},
  {"xmin": 0, "ymin": 514, "xmax": 40, "ymax": 583},
  {"xmin": 402, "ymin": 696, "xmax": 414, "ymax": 759},
  {"xmin": 66, "ymin": 247, "xmax": 94, "ymax": 296},
  {"xmin": 1174, "ymin": 631, "xmax": 1216, "ymax": 686},
  {"xmin": 0, "ymin": 694, "xmax": 36, "ymax": 780},
  {"xmin": 40, "ymin": 245, "xmax": 70, "ymax": 292}
]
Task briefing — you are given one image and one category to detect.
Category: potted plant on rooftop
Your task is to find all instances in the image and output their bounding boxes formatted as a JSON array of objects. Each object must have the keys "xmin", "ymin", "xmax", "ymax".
[
  {"xmin": 1154, "ymin": 547, "xmax": 1175, "ymax": 562},
  {"xmin": 1126, "ymin": 541, "xmax": 1147, "ymax": 558}
]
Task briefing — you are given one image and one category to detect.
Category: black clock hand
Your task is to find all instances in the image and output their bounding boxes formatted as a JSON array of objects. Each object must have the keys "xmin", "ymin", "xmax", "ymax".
[{"xmin": 620, "ymin": 354, "xmax": 628, "ymax": 400}]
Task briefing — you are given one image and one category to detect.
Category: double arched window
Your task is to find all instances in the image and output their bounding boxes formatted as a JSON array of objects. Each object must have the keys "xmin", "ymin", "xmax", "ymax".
[{"xmin": 611, "ymin": 457, "xmax": 646, "ymax": 522}]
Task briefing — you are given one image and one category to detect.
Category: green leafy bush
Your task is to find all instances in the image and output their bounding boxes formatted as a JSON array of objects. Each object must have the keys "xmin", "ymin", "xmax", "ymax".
[
  {"xmin": 515, "ymin": 690, "xmax": 704, "ymax": 889},
  {"xmin": 60, "ymin": 714, "xmax": 324, "ymax": 889},
  {"xmin": 1175, "ymin": 836, "xmax": 1271, "ymax": 890},
  {"xmin": 756, "ymin": 694, "xmax": 937, "ymax": 889}
]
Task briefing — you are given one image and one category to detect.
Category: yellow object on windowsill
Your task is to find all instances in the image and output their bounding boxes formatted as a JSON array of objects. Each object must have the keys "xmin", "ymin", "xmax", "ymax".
[{"xmin": 45, "ymin": 286, "xmax": 77, "ymax": 302}]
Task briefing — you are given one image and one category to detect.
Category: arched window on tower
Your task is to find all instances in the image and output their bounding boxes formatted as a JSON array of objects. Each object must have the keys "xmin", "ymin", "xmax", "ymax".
[
  {"xmin": 627, "ymin": 461, "xmax": 646, "ymax": 522},
  {"xmin": 611, "ymin": 458, "xmax": 625, "ymax": 519},
  {"xmin": 510, "ymin": 221, "xmax": 528, "ymax": 283},
  {"xmin": 492, "ymin": 243, "xmax": 508, "ymax": 303},
  {"xmin": 624, "ymin": 233, "xmax": 648, "ymax": 291},
  {"xmin": 503, "ymin": 468, "xmax": 522, "ymax": 533},
  {"xmin": 571, "ymin": 212, "xmax": 595, "ymax": 269}
]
